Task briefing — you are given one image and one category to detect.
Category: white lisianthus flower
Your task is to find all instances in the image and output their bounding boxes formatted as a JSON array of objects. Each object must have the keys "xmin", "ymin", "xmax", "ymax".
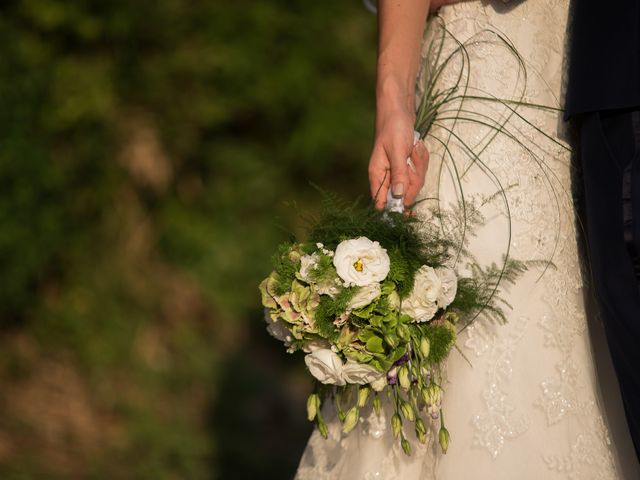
[
  {"xmin": 264, "ymin": 309, "xmax": 292, "ymax": 344},
  {"xmin": 333, "ymin": 237, "xmax": 390, "ymax": 287},
  {"xmin": 436, "ymin": 266, "xmax": 458, "ymax": 308},
  {"xmin": 304, "ymin": 348, "xmax": 345, "ymax": 385},
  {"xmin": 298, "ymin": 253, "xmax": 319, "ymax": 283},
  {"xmin": 302, "ymin": 338, "xmax": 331, "ymax": 353},
  {"xmin": 401, "ymin": 265, "xmax": 442, "ymax": 322},
  {"xmin": 347, "ymin": 283, "xmax": 381, "ymax": 310},
  {"xmin": 370, "ymin": 375, "xmax": 388, "ymax": 392},
  {"xmin": 342, "ymin": 361, "xmax": 384, "ymax": 385}
]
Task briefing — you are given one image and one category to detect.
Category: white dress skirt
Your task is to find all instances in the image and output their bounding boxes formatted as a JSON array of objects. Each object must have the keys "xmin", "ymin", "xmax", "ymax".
[{"xmin": 295, "ymin": 1, "xmax": 639, "ymax": 478}]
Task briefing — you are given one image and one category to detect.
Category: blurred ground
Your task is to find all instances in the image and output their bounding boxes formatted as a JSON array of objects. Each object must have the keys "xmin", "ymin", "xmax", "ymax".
[{"xmin": 0, "ymin": 1, "xmax": 376, "ymax": 478}]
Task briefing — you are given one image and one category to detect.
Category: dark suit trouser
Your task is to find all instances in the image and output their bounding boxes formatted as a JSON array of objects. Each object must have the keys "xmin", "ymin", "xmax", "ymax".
[{"xmin": 580, "ymin": 109, "xmax": 640, "ymax": 460}]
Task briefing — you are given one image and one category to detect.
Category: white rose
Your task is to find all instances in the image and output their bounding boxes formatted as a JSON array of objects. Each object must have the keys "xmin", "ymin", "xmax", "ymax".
[
  {"xmin": 436, "ymin": 266, "xmax": 458, "ymax": 308},
  {"xmin": 264, "ymin": 309, "xmax": 292, "ymax": 343},
  {"xmin": 347, "ymin": 283, "xmax": 381, "ymax": 310},
  {"xmin": 333, "ymin": 237, "xmax": 390, "ymax": 287},
  {"xmin": 304, "ymin": 348, "xmax": 345, "ymax": 385},
  {"xmin": 298, "ymin": 252, "xmax": 322, "ymax": 283},
  {"xmin": 342, "ymin": 360, "xmax": 384, "ymax": 385},
  {"xmin": 401, "ymin": 265, "xmax": 442, "ymax": 322}
]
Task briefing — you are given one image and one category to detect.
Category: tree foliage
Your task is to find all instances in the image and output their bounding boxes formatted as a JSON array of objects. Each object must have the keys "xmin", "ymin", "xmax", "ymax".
[{"xmin": 0, "ymin": 1, "xmax": 377, "ymax": 478}]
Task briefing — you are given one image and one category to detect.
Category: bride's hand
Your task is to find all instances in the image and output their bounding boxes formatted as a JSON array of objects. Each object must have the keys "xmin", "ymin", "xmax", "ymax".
[
  {"xmin": 368, "ymin": 105, "xmax": 429, "ymax": 211},
  {"xmin": 371, "ymin": 0, "xmax": 432, "ymax": 211}
]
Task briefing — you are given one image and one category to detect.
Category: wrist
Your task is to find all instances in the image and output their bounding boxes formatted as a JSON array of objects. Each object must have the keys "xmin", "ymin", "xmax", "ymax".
[{"xmin": 376, "ymin": 74, "xmax": 415, "ymax": 116}]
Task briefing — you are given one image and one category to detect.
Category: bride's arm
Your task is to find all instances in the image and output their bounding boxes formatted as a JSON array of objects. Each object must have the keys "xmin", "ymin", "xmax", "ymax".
[
  {"xmin": 369, "ymin": 0, "xmax": 469, "ymax": 210},
  {"xmin": 369, "ymin": 0, "xmax": 431, "ymax": 210}
]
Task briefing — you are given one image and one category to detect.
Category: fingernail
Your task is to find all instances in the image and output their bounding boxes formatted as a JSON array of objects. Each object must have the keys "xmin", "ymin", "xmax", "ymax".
[
  {"xmin": 392, "ymin": 183, "xmax": 404, "ymax": 198},
  {"xmin": 406, "ymin": 158, "xmax": 417, "ymax": 173}
]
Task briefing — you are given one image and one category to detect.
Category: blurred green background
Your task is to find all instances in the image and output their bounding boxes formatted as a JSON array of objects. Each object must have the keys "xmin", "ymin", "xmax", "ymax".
[{"xmin": 0, "ymin": 1, "xmax": 376, "ymax": 478}]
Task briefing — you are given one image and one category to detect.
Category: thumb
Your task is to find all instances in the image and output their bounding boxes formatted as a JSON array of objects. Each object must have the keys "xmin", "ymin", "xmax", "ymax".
[{"xmin": 389, "ymin": 145, "xmax": 411, "ymax": 199}]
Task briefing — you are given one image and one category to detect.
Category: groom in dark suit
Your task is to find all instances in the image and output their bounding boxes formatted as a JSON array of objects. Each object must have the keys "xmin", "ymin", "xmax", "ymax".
[{"xmin": 566, "ymin": 0, "xmax": 640, "ymax": 461}]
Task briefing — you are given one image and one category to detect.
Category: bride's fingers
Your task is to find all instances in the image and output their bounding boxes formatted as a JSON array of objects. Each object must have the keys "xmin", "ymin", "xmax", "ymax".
[
  {"xmin": 405, "ymin": 175, "xmax": 422, "ymax": 207},
  {"xmin": 388, "ymin": 143, "xmax": 410, "ymax": 202},
  {"xmin": 412, "ymin": 140, "xmax": 430, "ymax": 177},
  {"xmin": 404, "ymin": 141, "xmax": 430, "ymax": 206},
  {"xmin": 368, "ymin": 147, "xmax": 391, "ymax": 210}
]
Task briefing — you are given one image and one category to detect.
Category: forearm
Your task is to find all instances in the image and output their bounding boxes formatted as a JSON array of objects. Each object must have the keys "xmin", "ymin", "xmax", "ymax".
[
  {"xmin": 370, "ymin": 0, "xmax": 471, "ymax": 209},
  {"xmin": 376, "ymin": 0, "xmax": 431, "ymax": 120}
]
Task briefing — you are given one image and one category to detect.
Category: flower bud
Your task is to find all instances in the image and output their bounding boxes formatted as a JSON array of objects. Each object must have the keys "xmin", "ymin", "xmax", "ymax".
[
  {"xmin": 429, "ymin": 404, "xmax": 440, "ymax": 420},
  {"xmin": 388, "ymin": 291, "xmax": 400, "ymax": 310},
  {"xmin": 342, "ymin": 406, "xmax": 359, "ymax": 434},
  {"xmin": 307, "ymin": 393, "xmax": 320, "ymax": 421},
  {"xmin": 444, "ymin": 311, "xmax": 459, "ymax": 324},
  {"xmin": 425, "ymin": 383, "xmax": 442, "ymax": 406},
  {"xmin": 288, "ymin": 249, "xmax": 301, "ymax": 263},
  {"xmin": 398, "ymin": 365, "xmax": 411, "ymax": 391},
  {"xmin": 387, "ymin": 366, "xmax": 398, "ymax": 385},
  {"xmin": 401, "ymin": 436, "xmax": 412, "ymax": 456},
  {"xmin": 397, "ymin": 323, "xmax": 410, "ymax": 340},
  {"xmin": 419, "ymin": 336, "xmax": 431, "ymax": 358},
  {"xmin": 421, "ymin": 386, "xmax": 430, "ymax": 405},
  {"xmin": 415, "ymin": 417, "xmax": 427, "ymax": 444},
  {"xmin": 410, "ymin": 365, "xmax": 420, "ymax": 383},
  {"xmin": 337, "ymin": 326, "xmax": 355, "ymax": 348},
  {"xmin": 373, "ymin": 394, "xmax": 381, "ymax": 416},
  {"xmin": 357, "ymin": 386, "xmax": 370, "ymax": 408},
  {"xmin": 400, "ymin": 399, "xmax": 415, "ymax": 422},
  {"xmin": 384, "ymin": 333, "xmax": 398, "ymax": 349},
  {"xmin": 391, "ymin": 413, "xmax": 402, "ymax": 439},
  {"xmin": 439, "ymin": 426, "xmax": 450, "ymax": 453},
  {"xmin": 317, "ymin": 414, "xmax": 329, "ymax": 439}
]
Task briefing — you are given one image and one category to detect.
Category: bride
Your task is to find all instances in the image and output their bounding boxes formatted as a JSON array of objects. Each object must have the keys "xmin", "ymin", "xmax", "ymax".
[{"xmin": 295, "ymin": 0, "xmax": 639, "ymax": 478}]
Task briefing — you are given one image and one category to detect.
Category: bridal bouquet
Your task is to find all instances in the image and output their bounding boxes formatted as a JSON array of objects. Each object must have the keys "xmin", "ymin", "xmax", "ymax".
[{"xmin": 259, "ymin": 195, "xmax": 525, "ymax": 455}]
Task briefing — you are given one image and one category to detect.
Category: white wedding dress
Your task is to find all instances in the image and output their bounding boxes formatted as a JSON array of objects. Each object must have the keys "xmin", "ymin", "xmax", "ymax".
[{"xmin": 295, "ymin": 1, "xmax": 638, "ymax": 478}]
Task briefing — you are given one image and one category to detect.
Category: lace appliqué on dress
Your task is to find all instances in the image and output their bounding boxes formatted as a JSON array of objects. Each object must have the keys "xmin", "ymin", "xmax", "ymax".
[{"xmin": 466, "ymin": 317, "xmax": 532, "ymax": 458}]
